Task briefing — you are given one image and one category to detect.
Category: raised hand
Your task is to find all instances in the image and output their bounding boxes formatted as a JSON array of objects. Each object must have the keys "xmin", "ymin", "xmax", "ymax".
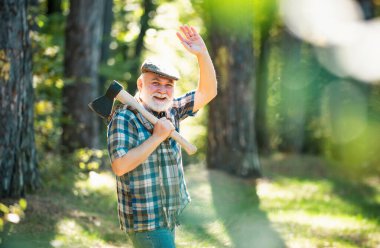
[{"xmin": 176, "ymin": 25, "xmax": 207, "ymax": 56}]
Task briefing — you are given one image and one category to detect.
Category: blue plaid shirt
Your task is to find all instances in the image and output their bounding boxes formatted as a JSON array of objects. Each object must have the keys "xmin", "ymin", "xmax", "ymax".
[{"xmin": 107, "ymin": 91, "xmax": 197, "ymax": 233}]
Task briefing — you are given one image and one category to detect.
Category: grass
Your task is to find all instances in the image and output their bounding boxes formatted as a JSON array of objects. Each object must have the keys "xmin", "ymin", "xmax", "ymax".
[{"xmin": 1, "ymin": 154, "xmax": 379, "ymax": 248}]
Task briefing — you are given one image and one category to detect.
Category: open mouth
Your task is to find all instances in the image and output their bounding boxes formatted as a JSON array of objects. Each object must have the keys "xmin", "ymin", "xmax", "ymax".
[{"xmin": 153, "ymin": 96, "xmax": 167, "ymax": 101}]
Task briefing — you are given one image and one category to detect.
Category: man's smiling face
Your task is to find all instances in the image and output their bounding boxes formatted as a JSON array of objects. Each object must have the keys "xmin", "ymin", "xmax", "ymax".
[{"xmin": 137, "ymin": 72, "xmax": 176, "ymax": 112}]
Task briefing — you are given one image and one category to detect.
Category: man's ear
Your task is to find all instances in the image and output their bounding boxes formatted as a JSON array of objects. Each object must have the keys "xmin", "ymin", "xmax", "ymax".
[{"xmin": 137, "ymin": 75, "xmax": 143, "ymax": 91}]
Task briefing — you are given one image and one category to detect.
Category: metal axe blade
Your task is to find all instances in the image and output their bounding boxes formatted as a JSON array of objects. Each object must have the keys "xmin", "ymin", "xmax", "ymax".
[{"xmin": 88, "ymin": 81, "xmax": 123, "ymax": 119}]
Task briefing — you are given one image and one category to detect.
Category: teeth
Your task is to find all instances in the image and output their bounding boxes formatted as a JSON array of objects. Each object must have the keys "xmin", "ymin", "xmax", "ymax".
[{"xmin": 154, "ymin": 97, "xmax": 165, "ymax": 101}]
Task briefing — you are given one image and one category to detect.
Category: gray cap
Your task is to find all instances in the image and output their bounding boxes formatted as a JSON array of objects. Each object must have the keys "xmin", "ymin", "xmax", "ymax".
[{"xmin": 140, "ymin": 58, "xmax": 180, "ymax": 81}]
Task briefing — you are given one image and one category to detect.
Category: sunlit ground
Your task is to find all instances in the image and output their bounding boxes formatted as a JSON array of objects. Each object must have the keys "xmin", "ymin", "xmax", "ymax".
[
  {"xmin": 257, "ymin": 178, "xmax": 380, "ymax": 248},
  {"xmin": 1, "ymin": 155, "xmax": 380, "ymax": 247}
]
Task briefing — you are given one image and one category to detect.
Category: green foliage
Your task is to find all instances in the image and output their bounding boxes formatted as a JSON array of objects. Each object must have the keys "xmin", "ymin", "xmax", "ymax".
[
  {"xmin": 102, "ymin": 0, "xmax": 153, "ymax": 93},
  {"xmin": 37, "ymin": 149, "xmax": 110, "ymax": 195},
  {"xmin": 31, "ymin": 9, "xmax": 66, "ymax": 153},
  {"xmin": 0, "ymin": 50, "xmax": 11, "ymax": 81},
  {"xmin": 182, "ymin": 108, "xmax": 208, "ymax": 165},
  {"xmin": 0, "ymin": 198, "xmax": 28, "ymax": 243},
  {"xmin": 74, "ymin": 148, "xmax": 108, "ymax": 172}
]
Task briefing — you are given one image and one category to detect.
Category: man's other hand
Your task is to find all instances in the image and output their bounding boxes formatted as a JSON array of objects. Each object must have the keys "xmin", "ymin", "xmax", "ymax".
[{"xmin": 152, "ymin": 117, "xmax": 175, "ymax": 142}]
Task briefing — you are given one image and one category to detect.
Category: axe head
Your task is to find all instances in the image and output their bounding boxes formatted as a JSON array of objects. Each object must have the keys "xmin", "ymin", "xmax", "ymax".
[{"xmin": 88, "ymin": 81, "xmax": 123, "ymax": 119}]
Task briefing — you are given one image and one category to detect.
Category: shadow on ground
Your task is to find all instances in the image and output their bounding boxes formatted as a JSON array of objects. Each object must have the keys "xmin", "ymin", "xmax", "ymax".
[
  {"xmin": 180, "ymin": 167, "xmax": 285, "ymax": 248},
  {"xmin": 208, "ymin": 170, "xmax": 285, "ymax": 248}
]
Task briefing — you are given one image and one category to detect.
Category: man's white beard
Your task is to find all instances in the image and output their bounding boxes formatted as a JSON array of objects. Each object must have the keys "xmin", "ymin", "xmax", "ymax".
[{"xmin": 140, "ymin": 91, "xmax": 173, "ymax": 112}]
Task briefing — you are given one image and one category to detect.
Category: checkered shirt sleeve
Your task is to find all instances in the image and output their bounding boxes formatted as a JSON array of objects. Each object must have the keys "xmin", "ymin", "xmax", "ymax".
[
  {"xmin": 173, "ymin": 90, "xmax": 198, "ymax": 121},
  {"xmin": 107, "ymin": 109, "xmax": 138, "ymax": 162}
]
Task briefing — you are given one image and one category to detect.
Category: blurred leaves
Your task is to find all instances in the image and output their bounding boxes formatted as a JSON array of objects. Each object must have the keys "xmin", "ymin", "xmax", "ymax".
[
  {"xmin": 0, "ymin": 199, "xmax": 27, "ymax": 234},
  {"xmin": 74, "ymin": 148, "xmax": 108, "ymax": 172},
  {"xmin": 31, "ymin": 8, "xmax": 65, "ymax": 154},
  {"xmin": 0, "ymin": 50, "xmax": 11, "ymax": 81}
]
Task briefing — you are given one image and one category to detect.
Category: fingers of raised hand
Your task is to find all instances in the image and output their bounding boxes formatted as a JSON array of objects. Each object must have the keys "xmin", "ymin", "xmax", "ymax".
[
  {"xmin": 176, "ymin": 32, "xmax": 191, "ymax": 51},
  {"xmin": 179, "ymin": 25, "xmax": 198, "ymax": 41},
  {"xmin": 176, "ymin": 32, "xmax": 187, "ymax": 43},
  {"xmin": 190, "ymin": 26, "xmax": 199, "ymax": 38}
]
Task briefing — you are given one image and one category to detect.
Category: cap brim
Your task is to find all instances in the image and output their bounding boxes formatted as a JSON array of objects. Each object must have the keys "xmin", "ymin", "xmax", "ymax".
[{"xmin": 141, "ymin": 68, "xmax": 179, "ymax": 81}]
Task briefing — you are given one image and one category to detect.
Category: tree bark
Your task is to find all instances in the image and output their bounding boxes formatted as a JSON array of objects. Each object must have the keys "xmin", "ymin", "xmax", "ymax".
[
  {"xmin": 356, "ymin": 0, "xmax": 375, "ymax": 19},
  {"xmin": 62, "ymin": 0, "xmax": 104, "ymax": 152},
  {"xmin": 98, "ymin": 0, "xmax": 114, "ymax": 142},
  {"xmin": 47, "ymin": 0, "xmax": 62, "ymax": 15},
  {"xmin": 204, "ymin": 0, "xmax": 261, "ymax": 177},
  {"xmin": 99, "ymin": 0, "xmax": 114, "ymax": 94},
  {"xmin": 0, "ymin": 0, "xmax": 39, "ymax": 198},
  {"xmin": 278, "ymin": 30, "xmax": 307, "ymax": 153},
  {"xmin": 255, "ymin": 25, "xmax": 272, "ymax": 154},
  {"xmin": 255, "ymin": 1, "xmax": 277, "ymax": 154}
]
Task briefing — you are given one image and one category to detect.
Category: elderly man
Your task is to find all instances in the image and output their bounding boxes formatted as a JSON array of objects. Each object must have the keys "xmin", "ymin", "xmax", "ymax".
[{"xmin": 107, "ymin": 25, "xmax": 217, "ymax": 248}]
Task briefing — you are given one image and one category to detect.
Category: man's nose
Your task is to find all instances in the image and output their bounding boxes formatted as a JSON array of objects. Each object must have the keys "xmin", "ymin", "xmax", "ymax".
[{"xmin": 156, "ymin": 84, "xmax": 167, "ymax": 93}]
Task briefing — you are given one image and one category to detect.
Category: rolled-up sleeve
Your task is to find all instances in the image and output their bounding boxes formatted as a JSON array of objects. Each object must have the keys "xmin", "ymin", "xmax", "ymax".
[
  {"xmin": 107, "ymin": 110, "xmax": 138, "ymax": 162},
  {"xmin": 173, "ymin": 90, "xmax": 198, "ymax": 121}
]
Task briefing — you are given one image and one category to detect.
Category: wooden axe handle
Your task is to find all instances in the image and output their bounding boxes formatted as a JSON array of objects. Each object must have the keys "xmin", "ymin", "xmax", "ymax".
[{"xmin": 116, "ymin": 90, "xmax": 197, "ymax": 155}]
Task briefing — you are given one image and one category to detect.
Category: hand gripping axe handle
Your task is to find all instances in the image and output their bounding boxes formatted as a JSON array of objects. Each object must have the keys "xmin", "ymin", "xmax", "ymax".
[{"xmin": 88, "ymin": 80, "xmax": 197, "ymax": 155}]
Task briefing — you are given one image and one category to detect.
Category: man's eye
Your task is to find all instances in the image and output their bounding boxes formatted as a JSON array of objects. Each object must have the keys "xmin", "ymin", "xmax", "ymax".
[
  {"xmin": 152, "ymin": 82, "xmax": 159, "ymax": 85},
  {"xmin": 166, "ymin": 84, "xmax": 173, "ymax": 88}
]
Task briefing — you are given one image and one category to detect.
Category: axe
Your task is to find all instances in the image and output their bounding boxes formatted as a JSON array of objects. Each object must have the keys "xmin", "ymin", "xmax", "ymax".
[{"xmin": 88, "ymin": 80, "xmax": 197, "ymax": 155}]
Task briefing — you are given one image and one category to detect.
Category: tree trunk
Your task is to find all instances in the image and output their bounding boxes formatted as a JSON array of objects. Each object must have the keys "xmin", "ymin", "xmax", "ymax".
[
  {"xmin": 255, "ymin": 26, "xmax": 272, "ymax": 154},
  {"xmin": 301, "ymin": 46, "xmax": 338, "ymax": 155},
  {"xmin": 205, "ymin": 0, "xmax": 261, "ymax": 177},
  {"xmin": 278, "ymin": 30, "xmax": 308, "ymax": 153},
  {"xmin": 255, "ymin": 0, "xmax": 277, "ymax": 154},
  {"xmin": 0, "ymin": 0, "xmax": 39, "ymax": 198},
  {"xmin": 99, "ymin": 0, "xmax": 114, "ymax": 94},
  {"xmin": 356, "ymin": 0, "xmax": 375, "ymax": 19},
  {"xmin": 62, "ymin": 0, "xmax": 104, "ymax": 152},
  {"xmin": 47, "ymin": 0, "xmax": 62, "ymax": 15},
  {"xmin": 98, "ymin": 0, "xmax": 114, "ymax": 143}
]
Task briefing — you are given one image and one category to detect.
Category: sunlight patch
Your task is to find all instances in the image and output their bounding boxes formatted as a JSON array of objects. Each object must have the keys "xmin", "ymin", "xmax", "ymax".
[
  {"xmin": 257, "ymin": 178, "xmax": 332, "ymax": 201},
  {"xmin": 272, "ymin": 211, "xmax": 375, "ymax": 231},
  {"xmin": 88, "ymin": 171, "xmax": 115, "ymax": 189},
  {"xmin": 189, "ymin": 182, "xmax": 213, "ymax": 202},
  {"xmin": 53, "ymin": 218, "xmax": 122, "ymax": 248},
  {"xmin": 56, "ymin": 219, "xmax": 83, "ymax": 237},
  {"xmin": 204, "ymin": 221, "xmax": 231, "ymax": 247},
  {"xmin": 73, "ymin": 171, "xmax": 115, "ymax": 197}
]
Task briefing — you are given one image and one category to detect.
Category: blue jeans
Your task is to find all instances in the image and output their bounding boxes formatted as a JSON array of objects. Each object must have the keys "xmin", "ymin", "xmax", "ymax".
[{"xmin": 128, "ymin": 227, "xmax": 176, "ymax": 248}]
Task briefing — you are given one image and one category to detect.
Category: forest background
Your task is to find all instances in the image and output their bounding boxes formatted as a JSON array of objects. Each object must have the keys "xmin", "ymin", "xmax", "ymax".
[{"xmin": 1, "ymin": 0, "xmax": 380, "ymax": 247}]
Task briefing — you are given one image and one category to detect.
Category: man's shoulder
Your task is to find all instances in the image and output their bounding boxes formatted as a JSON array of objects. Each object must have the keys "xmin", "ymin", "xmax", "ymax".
[{"xmin": 110, "ymin": 105, "xmax": 138, "ymax": 122}]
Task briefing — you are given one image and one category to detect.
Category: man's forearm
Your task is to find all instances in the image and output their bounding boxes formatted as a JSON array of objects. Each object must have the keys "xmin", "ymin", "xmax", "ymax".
[
  {"xmin": 194, "ymin": 51, "xmax": 217, "ymax": 112},
  {"xmin": 111, "ymin": 135, "xmax": 162, "ymax": 176}
]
